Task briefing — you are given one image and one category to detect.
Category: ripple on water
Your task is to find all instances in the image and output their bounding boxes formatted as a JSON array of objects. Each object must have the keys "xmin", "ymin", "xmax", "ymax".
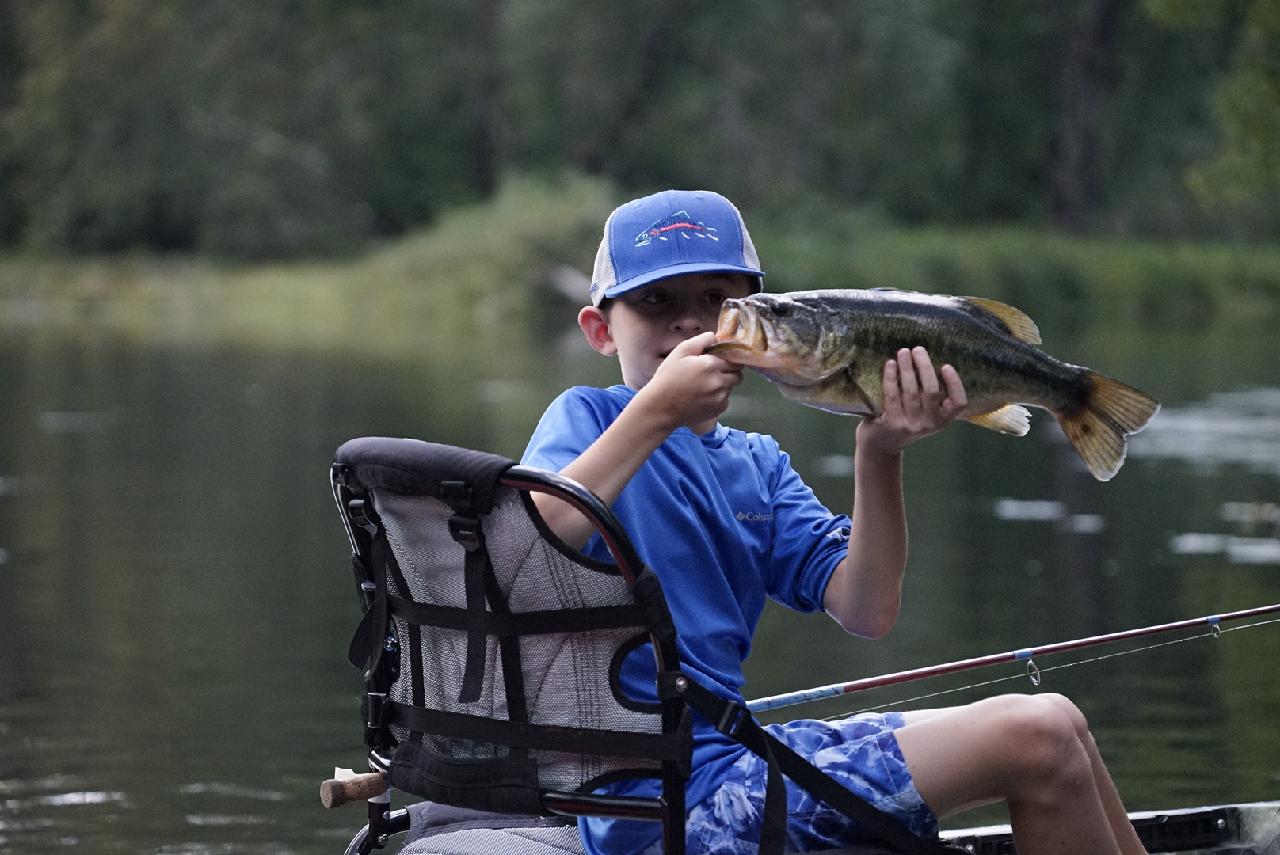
[
  {"xmin": 1168, "ymin": 532, "xmax": 1280, "ymax": 565},
  {"xmin": 184, "ymin": 814, "xmax": 271, "ymax": 827},
  {"xmin": 1, "ymin": 790, "xmax": 128, "ymax": 810},
  {"xmin": 1129, "ymin": 387, "xmax": 1280, "ymax": 477},
  {"xmin": 991, "ymin": 498, "xmax": 1107, "ymax": 533},
  {"xmin": 178, "ymin": 782, "xmax": 288, "ymax": 802}
]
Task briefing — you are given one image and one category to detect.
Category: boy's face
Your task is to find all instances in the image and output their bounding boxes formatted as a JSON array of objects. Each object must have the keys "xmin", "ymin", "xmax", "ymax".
[{"xmin": 579, "ymin": 272, "xmax": 757, "ymax": 389}]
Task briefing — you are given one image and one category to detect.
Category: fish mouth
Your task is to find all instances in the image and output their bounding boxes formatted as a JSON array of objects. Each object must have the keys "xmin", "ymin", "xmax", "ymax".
[
  {"xmin": 709, "ymin": 300, "xmax": 777, "ymax": 366},
  {"xmin": 709, "ymin": 296, "xmax": 829, "ymax": 379}
]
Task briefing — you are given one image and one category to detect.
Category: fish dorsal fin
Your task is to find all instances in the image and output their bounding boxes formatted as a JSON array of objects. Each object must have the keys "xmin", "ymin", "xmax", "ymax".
[
  {"xmin": 959, "ymin": 297, "xmax": 1042, "ymax": 345},
  {"xmin": 963, "ymin": 404, "xmax": 1032, "ymax": 436}
]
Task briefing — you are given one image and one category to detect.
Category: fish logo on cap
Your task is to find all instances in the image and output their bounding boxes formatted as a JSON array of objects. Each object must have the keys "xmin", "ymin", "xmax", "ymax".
[{"xmin": 634, "ymin": 211, "xmax": 720, "ymax": 247}]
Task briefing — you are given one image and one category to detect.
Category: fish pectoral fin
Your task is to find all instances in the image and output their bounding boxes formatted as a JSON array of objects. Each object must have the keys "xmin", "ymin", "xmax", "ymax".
[
  {"xmin": 963, "ymin": 404, "xmax": 1032, "ymax": 436},
  {"xmin": 959, "ymin": 296, "xmax": 1042, "ymax": 345}
]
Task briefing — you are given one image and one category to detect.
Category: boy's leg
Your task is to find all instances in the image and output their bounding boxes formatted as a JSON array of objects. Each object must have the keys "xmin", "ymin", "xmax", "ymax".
[
  {"xmin": 900, "ymin": 694, "xmax": 1145, "ymax": 853},
  {"xmin": 893, "ymin": 694, "xmax": 1146, "ymax": 855}
]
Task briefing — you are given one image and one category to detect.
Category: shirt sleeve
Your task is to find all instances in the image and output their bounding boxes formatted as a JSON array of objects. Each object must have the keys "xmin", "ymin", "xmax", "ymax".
[
  {"xmin": 763, "ymin": 444, "xmax": 850, "ymax": 613},
  {"xmin": 521, "ymin": 387, "xmax": 608, "ymax": 472}
]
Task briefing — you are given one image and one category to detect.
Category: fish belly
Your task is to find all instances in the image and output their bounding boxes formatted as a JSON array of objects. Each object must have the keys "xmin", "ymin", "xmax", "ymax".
[{"xmin": 775, "ymin": 369, "xmax": 880, "ymax": 416}]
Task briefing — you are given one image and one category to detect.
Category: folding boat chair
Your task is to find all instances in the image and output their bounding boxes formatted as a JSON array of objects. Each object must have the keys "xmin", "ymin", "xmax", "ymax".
[{"xmin": 323, "ymin": 437, "xmax": 965, "ymax": 855}]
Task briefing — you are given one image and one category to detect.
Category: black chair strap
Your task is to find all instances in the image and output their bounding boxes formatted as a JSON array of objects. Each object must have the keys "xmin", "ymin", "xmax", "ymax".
[
  {"xmin": 386, "ymin": 595, "xmax": 648, "ymax": 635},
  {"xmin": 347, "ymin": 533, "xmax": 393, "ymax": 677},
  {"xmin": 445, "ymin": 509, "xmax": 488, "ymax": 704},
  {"xmin": 385, "ymin": 701, "xmax": 689, "ymax": 761},
  {"xmin": 480, "ymin": 557, "xmax": 530, "ymax": 767}
]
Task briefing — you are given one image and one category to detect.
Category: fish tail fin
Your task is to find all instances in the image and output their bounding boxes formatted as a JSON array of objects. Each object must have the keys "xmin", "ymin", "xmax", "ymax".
[{"xmin": 1057, "ymin": 372, "xmax": 1161, "ymax": 481}]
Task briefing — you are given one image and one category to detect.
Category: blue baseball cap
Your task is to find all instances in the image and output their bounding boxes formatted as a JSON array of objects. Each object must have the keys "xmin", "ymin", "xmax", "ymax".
[{"xmin": 589, "ymin": 190, "xmax": 764, "ymax": 306}]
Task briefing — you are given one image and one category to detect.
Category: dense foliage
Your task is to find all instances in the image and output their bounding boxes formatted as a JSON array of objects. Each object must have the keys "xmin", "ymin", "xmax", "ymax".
[{"xmin": 1, "ymin": 0, "xmax": 1277, "ymax": 258}]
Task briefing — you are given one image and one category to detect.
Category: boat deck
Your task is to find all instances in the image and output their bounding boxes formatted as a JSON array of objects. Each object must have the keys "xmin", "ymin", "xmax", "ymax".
[{"xmin": 943, "ymin": 801, "xmax": 1280, "ymax": 854}]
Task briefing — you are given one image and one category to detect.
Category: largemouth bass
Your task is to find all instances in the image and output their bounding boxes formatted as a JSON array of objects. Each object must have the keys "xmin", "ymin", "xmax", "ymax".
[{"xmin": 709, "ymin": 289, "xmax": 1160, "ymax": 481}]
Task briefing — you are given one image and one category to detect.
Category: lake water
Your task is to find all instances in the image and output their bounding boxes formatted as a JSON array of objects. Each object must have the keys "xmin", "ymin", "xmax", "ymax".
[{"xmin": 1, "ymin": 289, "xmax": 1278, "ymax": 852}]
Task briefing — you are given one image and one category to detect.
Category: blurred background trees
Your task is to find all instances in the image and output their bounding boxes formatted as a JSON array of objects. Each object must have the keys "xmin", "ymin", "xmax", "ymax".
[{"xmin": 0, "ymin": 0, "xmax": 1276, "ymax": 259}]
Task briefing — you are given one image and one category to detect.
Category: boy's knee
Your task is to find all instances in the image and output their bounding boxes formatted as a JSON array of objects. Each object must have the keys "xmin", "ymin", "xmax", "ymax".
[
  {"xmin": 996, "ymin": 695, "xmax": 1091, "ymax": 793},
  {"xmin": 1037, "ymin": 692, "xmax": 1091, "ymax": 740}
]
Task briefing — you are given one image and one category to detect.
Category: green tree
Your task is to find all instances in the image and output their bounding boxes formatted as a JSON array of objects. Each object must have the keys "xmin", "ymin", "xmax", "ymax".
[
  {"xmin": 503, "ymin": 0, "xmax": 961, "ymax": 219},
  {"xmin": 1146, "ymin": 0, "xmax": 1280, "ymax": 232},
  {"xmin": 0, "ymin": 0, "xmax": 1271, "ymax": 256},
  {"xmin": 0, "ymin": 1, "xmax": 508, "ymax": 257}
]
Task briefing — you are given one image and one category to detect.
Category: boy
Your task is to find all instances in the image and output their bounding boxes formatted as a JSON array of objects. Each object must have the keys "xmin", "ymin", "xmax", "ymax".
[{"xmin": 522, "ymin": 190, "xmax": 1146, "ymax": 855}]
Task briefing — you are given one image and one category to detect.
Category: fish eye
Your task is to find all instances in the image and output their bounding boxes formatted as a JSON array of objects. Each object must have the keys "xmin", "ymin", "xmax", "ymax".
[{"xmin": 771, "ymin": 303, "xmax": 791, "ymax": 317}]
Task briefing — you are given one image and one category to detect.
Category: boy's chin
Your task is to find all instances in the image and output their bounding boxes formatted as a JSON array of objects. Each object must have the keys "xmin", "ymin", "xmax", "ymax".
[{"xmin": 620, "ymin": 365, "xmax": 658, "ymax": 390}]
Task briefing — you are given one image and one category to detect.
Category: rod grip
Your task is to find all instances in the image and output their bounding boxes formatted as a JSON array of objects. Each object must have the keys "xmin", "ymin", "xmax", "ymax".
[{"xmin": 319, "ymin": 771, "xmax": 388, "ymax": 808}]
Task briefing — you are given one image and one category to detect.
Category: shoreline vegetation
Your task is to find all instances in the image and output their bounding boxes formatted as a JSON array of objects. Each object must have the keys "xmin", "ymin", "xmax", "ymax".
[{"xmin": 2, "ymin": 176, "xmax": 1278, "ymax": 359}]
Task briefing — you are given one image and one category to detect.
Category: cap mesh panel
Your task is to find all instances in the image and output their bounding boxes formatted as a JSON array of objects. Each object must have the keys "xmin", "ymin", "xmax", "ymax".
[
  {"xmin": 724, "ymin": 196, "xmax": 760, "ymax": 271},
  {"xmin": 589, "ymin": 218, "xmax": 618, "ymax": 304}
]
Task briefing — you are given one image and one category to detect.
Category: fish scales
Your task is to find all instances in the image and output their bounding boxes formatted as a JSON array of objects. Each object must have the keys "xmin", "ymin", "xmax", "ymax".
[
  {"xmin": 710, "ymin": 288, "xmax": 1159, "ymax": 481},
  {"xmin": 788, "ymin": 291, "xmax": 1087, "ymax": 416}
]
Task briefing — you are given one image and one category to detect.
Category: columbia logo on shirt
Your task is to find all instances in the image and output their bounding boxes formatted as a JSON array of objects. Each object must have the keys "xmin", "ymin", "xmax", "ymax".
[{"xmin": 735, "ymin": 510, "xmax": 773, "ymax": 522}]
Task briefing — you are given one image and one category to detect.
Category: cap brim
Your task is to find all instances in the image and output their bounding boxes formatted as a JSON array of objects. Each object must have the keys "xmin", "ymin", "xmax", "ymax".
[{"xmin": 598, "ymin": 262, "xmax": 765, "ymax": 304}]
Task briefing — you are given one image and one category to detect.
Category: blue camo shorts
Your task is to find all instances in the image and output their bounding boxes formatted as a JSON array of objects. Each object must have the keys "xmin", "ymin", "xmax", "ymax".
[{"xmin": 646, "ymin": 712, "xmax": 938, "ymax": 855}]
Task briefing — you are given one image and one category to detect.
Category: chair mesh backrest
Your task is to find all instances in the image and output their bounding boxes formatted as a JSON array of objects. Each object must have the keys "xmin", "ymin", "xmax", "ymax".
[{"xmin": 372, "ymin": 485, "xmax": 662, "ymax": 791}]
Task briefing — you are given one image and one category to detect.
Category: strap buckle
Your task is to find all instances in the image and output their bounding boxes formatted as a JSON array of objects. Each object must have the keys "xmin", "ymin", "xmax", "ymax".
[
  {"xmin": 715, "ymin": 700, "xmax": 751, "ymax": 739},
  {"xmin": 440, "ymin": 480, "xmax": 474, "ymax": 510},
  {"xmin": 448, "ymin": 514, "xmax": 483, "ymax": 551},
  {"xmin": 363, "ymin": 692, "xmax": 388, "ymax": 748}
]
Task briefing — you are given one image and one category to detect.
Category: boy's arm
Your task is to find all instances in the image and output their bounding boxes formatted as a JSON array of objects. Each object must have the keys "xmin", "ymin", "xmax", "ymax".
[
  {"xmin": 532, "ymin": 331, "xmax": 742, "ymax": 549},
  {"xmin": 531, "ymin": 392, "xmax": 672, "ymax": 549},
  {"xmin": 824, "ymin": 346, "xmax": 966, "ymax": 638}
]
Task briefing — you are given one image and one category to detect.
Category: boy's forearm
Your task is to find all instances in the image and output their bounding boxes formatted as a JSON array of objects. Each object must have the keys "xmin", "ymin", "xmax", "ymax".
[
  {"xmin": 825, "ymin": 444, "xmax": 908, "ymax": 638},
  {"xmin": 531, "ymin": 393, "xmax": 675, "ymax": 549}
]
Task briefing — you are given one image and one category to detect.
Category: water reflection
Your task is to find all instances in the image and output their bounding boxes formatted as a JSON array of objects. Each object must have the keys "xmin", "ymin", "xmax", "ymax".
[
  {"xmin": 1129, "ymin": 387, "xmax": 1280, "ymax": 476},
  {"xmin": 1169, "ymin": 533, "xmax": 1280, "ymax": 565},
  {"xmin": 992, "ymin": 497, "xmax": 1107, "ymax": 534},
  {"xmin": 1221, "ymin": 501, "xmax": 1280, "ymax": 534},
  {"xmin": 0, "ymin": 319, "xmax": 1277, "ymax": 851},
  {"xmin": 36, "ymin": 411, "xmax": 115, "ymax": 435}
]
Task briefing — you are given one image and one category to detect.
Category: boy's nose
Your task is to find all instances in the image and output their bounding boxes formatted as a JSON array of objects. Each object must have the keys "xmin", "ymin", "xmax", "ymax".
[{"xmin": 671, "ymin": 308, "xmax": 704, "ymax": 333}]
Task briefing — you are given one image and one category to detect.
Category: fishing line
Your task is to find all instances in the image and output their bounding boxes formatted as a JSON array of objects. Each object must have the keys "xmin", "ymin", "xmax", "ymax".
[{"xmin": 815, "ymin": 617, "xmax": 1280, "ymax": 722}]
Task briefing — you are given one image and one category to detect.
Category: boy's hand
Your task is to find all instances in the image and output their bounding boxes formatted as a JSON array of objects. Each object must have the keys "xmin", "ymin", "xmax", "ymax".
[
  {"xmin": 857, "ymin": 346, "xmax": 966, "ymax": 457},
  {"xmin": 635, "ymin": 332, "xmax": 743, "ymax": 433}
]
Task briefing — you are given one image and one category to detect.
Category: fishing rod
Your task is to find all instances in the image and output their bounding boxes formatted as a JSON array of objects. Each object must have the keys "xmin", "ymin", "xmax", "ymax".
[{"xmin": 747, "ymin": 602, "xmax": 1280, "ymax": 714}]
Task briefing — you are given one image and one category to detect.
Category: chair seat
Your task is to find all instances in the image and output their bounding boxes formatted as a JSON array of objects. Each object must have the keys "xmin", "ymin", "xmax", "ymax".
[
  {"xmin": 402, "ymin": 821, "xmax": 585, "ymax": 855},
  {"xmin": 393, "ymin": 800, "xmax": 913, "ymax": 855},
  {"xmin": 396, "ymin": 801, "xmax": 584, "ymax": 854},
  {"xmin": 401, "ymin": 828, "xmax": 585, "ymax": 855}
]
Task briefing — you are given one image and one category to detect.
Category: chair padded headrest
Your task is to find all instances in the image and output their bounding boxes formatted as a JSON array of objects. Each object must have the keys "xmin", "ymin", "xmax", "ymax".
[{"xmin": 335, "ymin": 437, "xmax": 515, "ymax": 512}]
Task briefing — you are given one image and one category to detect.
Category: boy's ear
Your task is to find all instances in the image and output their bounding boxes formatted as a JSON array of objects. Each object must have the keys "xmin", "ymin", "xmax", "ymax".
[{"xmin": 578, "ymin": 306, "xmax": 617, "ymax": 356}]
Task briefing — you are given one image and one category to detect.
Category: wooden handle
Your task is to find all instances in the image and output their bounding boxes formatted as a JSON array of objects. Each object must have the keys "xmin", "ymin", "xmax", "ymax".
[{"xmin": 319, "ymin": 771, "xmax": 388, "ymax": 808}]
